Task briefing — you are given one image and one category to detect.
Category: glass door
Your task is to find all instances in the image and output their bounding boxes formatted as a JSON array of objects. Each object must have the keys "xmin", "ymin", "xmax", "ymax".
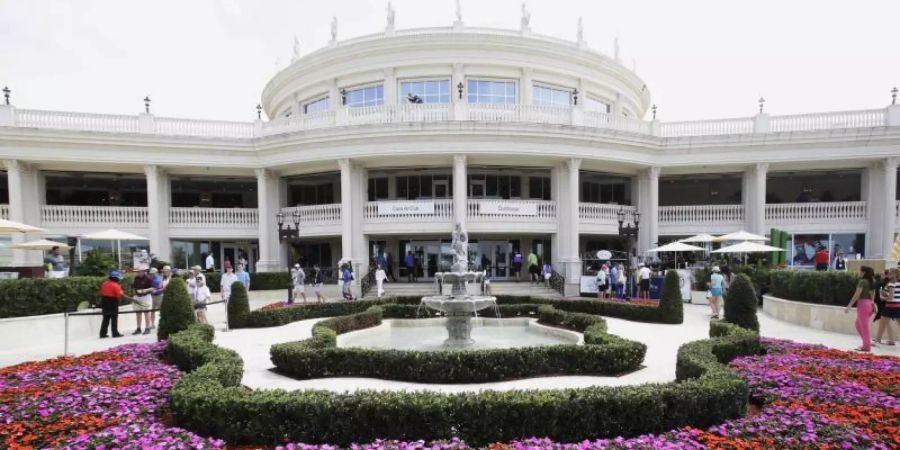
[
  {"xmin": 470, "ymin": 179, "xmax": 486, "ymax": 198},
  {"xmin": 433, "ymin": 179, "xmax": 449, "ymax": 198},
  {"xmin": 481, "ymin": 241, "xmax": 511, "ymax": 279}
]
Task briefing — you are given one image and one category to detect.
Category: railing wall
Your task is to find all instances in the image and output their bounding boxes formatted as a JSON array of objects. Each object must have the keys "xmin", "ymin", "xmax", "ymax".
[
  {"xmin": 765, "ymin": 201, "xmax": 867, "ymax": 223},
  {"xmin": 41, "ymin": 205, "xmax": 148, "ymax": 226},
  {"xmin": 363, "ymin": 199, "xmax": 453, "ymax": 222},
  {"xmin": 281, "ymin": 204, "xmax": 342, "ymax": 225},
  {"xmin": 578, "ymin": 203, "xmax": 635, "ymax": 222},
  {"xmin": 169, "ymin": 207, "xmax": 258, "ymax": 228},
  {"xmin": 467, "ymin": 199, "xmax": 556, "ymax": 220},
  {"xmin": 658, "ymin": 204, "xmax": 745, "ymax": 225}
]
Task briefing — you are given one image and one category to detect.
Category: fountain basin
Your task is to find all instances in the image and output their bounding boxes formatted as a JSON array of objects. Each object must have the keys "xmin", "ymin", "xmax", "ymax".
[
  {"xmin": 420, "ymin": 295, "xmax": 497, "ymax": 347},
  {"xmin": 338, "ymin": 318, "xmax": 582, "ymax": 352}
]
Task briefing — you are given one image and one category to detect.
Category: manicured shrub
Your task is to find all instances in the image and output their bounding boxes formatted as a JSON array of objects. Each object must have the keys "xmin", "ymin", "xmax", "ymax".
[
  {"xmin": 226, "ymin": 282, "xmax": 250, "ymax": 328},
  {"xmin": 157, "ymin": 278, "xmax": 196, "ymax": 341},
  {"xmin": 658, "ymin": 270, "xmax": 684, "ymax": 324},
  {"xmin": 240, "ymin": 299, "xmax": 391, "ymax": 328},
  {"xmin": 75, "ymin": 250, "xmax": 117, "ymax": 276},
  {"xmin": 724, "ymin": 274, "xmax": 759, "ymax": 331},
  {"xmin": 0, "ymin": 275, "xmax": 134, "ymax": 318},
  {"xmin": 249, "ymin": 271, "xmax": 292, "ymax": 290},
  {"xmin": 768, "ymin": 269, "xmax": 857, "ymax": 306}
]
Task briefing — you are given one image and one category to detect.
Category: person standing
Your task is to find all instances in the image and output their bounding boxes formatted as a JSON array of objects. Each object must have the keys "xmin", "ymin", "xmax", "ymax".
[
  {"xmin": 512, "ymin": 251, "xmax": 523, "ymax": 282},
  {"xmin": 147, "ymin": 266, "xmax": 169, "ymax": 332},
  {"xmin": 375, "ymin": 264, "xmax": 387, "ymax": 297},
  {"xmin": 187, "ymin": 265, "xmax": 206, "ymax": 294},
  {"xmin": 845, "ymin": 266, "xmax": 876, "ymax": 352},
  {"xmin": 192, "ymin": 275, "xmax": 211, "ymax": 324},
  {"xmin": 542, "ymin": 261, "xmax": 553, "ymax": 288},
  {"xmin": 44, "ymin": 246, "xmax": 68, "ymax": 278},
  {"xmin": 833, "ymin": 252, "xmax": 847, "ymax": 271},
  {"xmin": 596, "ymin": 265, "xmax": 609, "ymax": 300},
  {"xmin": 527, "ymin": 251, "xmax": 539, "ymax": 284},
  {"xmin": 131, "ymin": 268, "xmax": 154, "ymax": 335},
  {"xmin": 639, "ymin": 264, "xmax": 652, "ymax": 299},
  {"xmin": 313, "ymin": 265, "xmax": 326, "ymax": 303},
  {"xmin": 220, "ymin": 262, "xmax": 238, "ymax": 302},
  {"xmin": 813, "ymin": 246, "xmax": 830, "ymax": 271},
  {"xmin": 292, "ymin": 263, "xmax": 307, "ymax": 303},
  {"xmin": 238, "ymin": 253, "xmax": 249, "ymax": 273},
  {"xmin": 874, "ymin": 268, "xmax": 899, "ymax": 346},
  {"xmin": 385, "ymin": 252, "xmax": 397, "ymax": 282},
  {"xmin": 341, "ymin": 264, "xmax": 355, "ymax": 301},
  {"xmin": 235, "ymin": 263, "xmax": 250, "ymax": 291},
  {"xmin": 708, "ymin": 266, "xmax": 725, "ymax": 319},
  {"xmin": 205, "ymin": 252, "xmax": 216, "ymax": 273},
  {"xmin": 99, "ymin": 271, "xmax": 132, "ymax": 338},
  {"xmin": 609, "ymin": 264, "xmax": 619, "ymax": 298},
  {"xmin": 405, "ymin": 251, "xmax": 415, "ymax": 282},
  {"xmin": 615, "ymin": 263, "xmax": 626, "ymax": 300}
]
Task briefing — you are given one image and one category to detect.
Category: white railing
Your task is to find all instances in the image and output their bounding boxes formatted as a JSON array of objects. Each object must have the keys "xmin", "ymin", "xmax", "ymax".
[
  {"xmin": 770, "ymin": 109, "xmax": 885, "ymax": 133},
  {"xmin": 660, "ymin": 118, "xmax": 754, "ymax": 137},
  {"xmin": 467, "ymin": 199, "xmax": 556, "ymax": 220},
  {"xmin": 262, "ymin": 111, "xmax": 336, "ymax": 135},
  {"xmin": 0, "ymin": 204, "xmax": 8, "ymax": 220},
  {"xmin": 155, "ymin": 117, "xmax": 255, "ymax": 139},
  {"xmin": 40, "ymin": 205, "xmax": 148, "ymax": 226},
  {"xmin": 765, "ymin": 201, "xmax": 867, "ymax": 223},
  {"xmin": 363, "ymin": 199, "xmax": 453, "ymax": 222},
  {"xmin": 579, "ymin": 203, "xmax": 635, "ymax": 222},
  {"xmin": 16, "ymin": 109, "xmax": 140, "ymax": 133},
  {"xmin": 348, "ymin": 103, "xmax": 452, "ymax": 125},
  {"xmin": 583, "ymin": 111, "xmax": 653, "ymax": 134},
  {"xmin": 659, "ymin": 204, "xmax": 745, "ymax": 225},
  {"xmin": 169, "ymin": 207, "xmax": 258, "ymax": 228},
  {"xmin": 468, "ymin": 104, "xmax": 571, "ymax": 125},
  {"xmin": 281, "ymin": 204, "xmax": 342, "ymax": 225}
]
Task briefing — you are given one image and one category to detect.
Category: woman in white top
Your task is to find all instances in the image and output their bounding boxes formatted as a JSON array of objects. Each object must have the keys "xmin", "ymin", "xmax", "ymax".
[
  {"xmin": 220, "ymin": 263, "xmax": 238, "ymax": 301},
  {"xmin": 192, "ymin": 276, "xmax": 211, "ymax": 324},
  {"xmin": 375, "ymin": 264, "xmax": 387, "ymax": 297}
]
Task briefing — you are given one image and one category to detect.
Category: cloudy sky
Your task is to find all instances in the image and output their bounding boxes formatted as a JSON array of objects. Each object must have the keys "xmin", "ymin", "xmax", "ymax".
[{"xmin": 1, "ymin": 0, "xmax": 898, "ymax": 122}]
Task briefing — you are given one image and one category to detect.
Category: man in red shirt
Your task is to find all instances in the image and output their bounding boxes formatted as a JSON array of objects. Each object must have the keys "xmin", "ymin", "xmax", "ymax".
[
  {"xmin": 99, "ymin": 270, "xmax": 135, "ymax": 338},
  {"xmin": 813, "ymin": 246, "xmax": 830, "ymax": 271}
]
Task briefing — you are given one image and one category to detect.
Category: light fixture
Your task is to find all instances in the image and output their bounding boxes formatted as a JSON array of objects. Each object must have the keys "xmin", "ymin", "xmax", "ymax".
[
  {"xmin": 2, "ymin": 86, "xmax": 9, "ymax": 105},
  {"xmin": 340, "ymin": 88, "xmax": 347, "ymax": 105},
  {"xmin": 144, "ymin": 96, "xmax": 151, "ymax": 113},
  {"xmin": 256, "ymin": 104, "xmax": 262, "ymax": 119},
  {"xmin": 758, "ymin": 97, "xmax": 765, "ymax": 114},
  {"xmin": 457, "ymin": 82, "xmax": 464, "ymax": 99}
]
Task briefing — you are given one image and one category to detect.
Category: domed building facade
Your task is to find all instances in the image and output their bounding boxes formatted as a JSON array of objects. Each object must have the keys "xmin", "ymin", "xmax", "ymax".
[{"xmin": 1, "ymin": 18, "xmax": 899, "ymax": 294}]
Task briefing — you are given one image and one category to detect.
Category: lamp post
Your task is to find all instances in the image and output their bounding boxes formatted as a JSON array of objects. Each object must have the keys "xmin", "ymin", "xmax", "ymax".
[
  {"xmin": 144, "ymin": 96, "xmax": 151, "ymax": 114},
  {"xmin": 2, "ymin": 86, "xmax": 9, "ymax": 105},
  {"xmin": 340, "ymin": 88, "xmax": 347, "ymax": 106},
  {"xmin": 277, "ymin": 210, "xmax": 301, "ymax": 303},
  {"xmin": 572, "ymin": 88, "xmax": 578, "ymax": 106},
  {"xmin": 892, "ymin": 87, "xmax": 898, "ymax": 105},
  {"xmin": 256, "ymin": 104, "xmax": 262, "ymax": 120},
  {"xmin": 616, "ymin": 207, "xmax": 640, "ymax": 300},
  {"xmin": 457, "ymin": 82, "xmax": 464, "ymax": 100}
]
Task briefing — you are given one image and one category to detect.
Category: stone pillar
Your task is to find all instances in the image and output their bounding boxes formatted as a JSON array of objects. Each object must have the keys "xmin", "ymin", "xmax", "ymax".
[
  {"xmin": 383, "ymin": 68, "xmax": 397, "ymax": 105},
  {"xmin": 635, "ymin": 167, "xmax": 660, "ymax": 255},
  {"xmin": 453, "ymin": 155, "xmax": 467, "ymax": 228},
  {"xmin": 255, "ymin": 168, "xmax": 283, "ymax": 272},
  {"xmin": 561, "ymin": 159, "xmax": 582, "ymax": 295},
  {"xmin": 521, "ymin": 68, "xmax": 533, "ymax": 105},
  {"xmin": 451, "ymin": 64, "xmax": 467, "ymax": 120},
  {"xmin": 3, "ymin": 160, "xmax": 42, "ymax": 266},
  {"xmin": 867, "ymin": 158, "xmax": 899, "ymax": 259},
  {"xmin": 352, "ymin": 163, "xmax": 368, "ymax": 283},
  {"xmin": 743, "ymin": 163, "xmax": 768, "ymax": 235},
  {"xmin": 551, "ymin": 163, "xmax": 565, "ymax": 268},
  {"xmin": 339, "ymin": 159, "xmax": 354, "ymax": 263},
  {"xmin": 880, "ymin": 158, "xmax": 898, "ymax": 260},
  {"xmin": 144, "ymin": 165, "xmax": 171, "ymax": 262}
]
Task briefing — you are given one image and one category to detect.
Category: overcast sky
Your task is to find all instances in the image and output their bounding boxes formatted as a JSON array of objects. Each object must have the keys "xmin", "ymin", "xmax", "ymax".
[{"xmin": 1, "ymin": 0, "xmax": 898, "ymax": 122}]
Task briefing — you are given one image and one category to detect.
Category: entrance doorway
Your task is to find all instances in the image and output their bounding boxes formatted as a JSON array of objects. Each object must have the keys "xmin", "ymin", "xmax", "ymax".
[{"xmin": 221, "ymin": 242, "xmax": 258, "ymax": 273}]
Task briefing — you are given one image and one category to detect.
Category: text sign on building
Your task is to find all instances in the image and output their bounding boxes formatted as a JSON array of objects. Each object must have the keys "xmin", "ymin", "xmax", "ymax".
[
  {"xmin": 480, "ymin": 202, "xmax": 538, "ymax": 216},
  {"xmin": 377, "ymin": 201, "xmax": 435, "ymax": 215}
]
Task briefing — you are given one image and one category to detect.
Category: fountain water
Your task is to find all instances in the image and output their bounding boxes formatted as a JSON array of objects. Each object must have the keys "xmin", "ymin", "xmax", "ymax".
[{"xmin": 420, "ymin": 222, "xmax": 498, "ymax": 348}]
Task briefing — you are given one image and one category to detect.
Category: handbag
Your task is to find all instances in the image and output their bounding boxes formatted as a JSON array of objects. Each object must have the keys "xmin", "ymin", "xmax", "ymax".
[{"xmin": 705, "ymin": 290, "xmax": 712, "ymax": 299}]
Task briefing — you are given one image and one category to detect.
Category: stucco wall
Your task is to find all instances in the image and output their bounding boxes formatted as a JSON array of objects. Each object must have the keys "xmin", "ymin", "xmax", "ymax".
[{"xmin": 763, "ymin": 294, "xmax": 876, "ymax": 336}]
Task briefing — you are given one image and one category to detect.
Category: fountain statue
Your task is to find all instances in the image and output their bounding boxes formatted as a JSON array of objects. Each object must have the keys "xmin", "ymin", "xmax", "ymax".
[{"xmin": 420, "ymin": 222, "xmax": 498, "ymax": 348}]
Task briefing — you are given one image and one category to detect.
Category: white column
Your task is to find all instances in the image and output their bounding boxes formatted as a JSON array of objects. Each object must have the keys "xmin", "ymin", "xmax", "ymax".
[
  {"xmin": 635, "ymin": 167, "xmax": 660, "ymax": 254},
  {"xmin": 383, "ymin": 68, "xmax": 397, "ymax": 105},
  {"xmin": 453, "ymin": 155, "xmax": 467, "ymax": 228},
  {"xmin": 352, "ymin": 163, "xmax": 368, "ymax": 283},
  {"xmin": 144, "ymin": 165, "xmax": 170, "ymax": 262},
  {"xmin": 521, "ymin": 68, "xmax": 533, "ymax": 105},
  {"xmin": 881, "ymin": 158, "xmax": 898, "ymax": 260},
  {"xmin": 562, "ymin": 159, "xmax": 582, "ymax": 295},
  {"xmin": 255, "ymin": 168, "xmax": 283, "ymax": 272},
  {"xmin": 4, "ymin": 160, "xmax": 42, "ymax": 266},
  {"xmin": 551, "ymin": 163, "xmax": 565, "ymax": 268},
  {"xmin": 743, "ymin": 163, "xmax": 768, "ymax": 235},
  {"xmin": 339, "ymin": 159, "xmax": 354, "ymax": 263},
  {"xmin": 867, "ymin": 158, "xmax": 899, "ymax": 259}
]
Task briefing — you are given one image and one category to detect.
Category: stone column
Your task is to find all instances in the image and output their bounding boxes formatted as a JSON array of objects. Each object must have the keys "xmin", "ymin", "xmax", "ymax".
[
  {"xmin": 562, "ymin": 158, "xmax": 582, "ymax": 295},
  {"xmin": 521, "ymin": 68, "xmax": 533, "ymax": 105},
  {"xmin": 255, "ymin": 168, "xmax": 283, "ymax": 272},
  {"xmin": 743, "ymin": 163, "xmax": 768, "ymax": 235},
  {"xmin": 144, "ymin": 165, "xmax": 171, "ymax": 262},
  {"xmin": 551, "ymin": 163, "xmax": 565, "ymax": 268},
  {"xmin": 453, "ymin": 155, "xmax": 467, "ymax": 228},
  {"xmin": 867, "ymin": 158, "xmax": 899, "ymax": 259},
  {"xmin": 383, "ymin": 68, "xmax": 397, "ymax": 105},
  {"xmin": 352, "ymin": 163, "xmax": 368, "ymax": 283},
  {"xmin": 339, "ymin": 159, "xmax": 354, "ymax": 263},
  {"xmin": 4, "ymin": 160, "xmax": 42, "ymax": 266},
  {"xmin": 635, "ymin": 167, "xmax": 660, "ymax": 255},
  {"xmin": 881, "ymin": 158, "xmax": 898, "ymax": 259}
]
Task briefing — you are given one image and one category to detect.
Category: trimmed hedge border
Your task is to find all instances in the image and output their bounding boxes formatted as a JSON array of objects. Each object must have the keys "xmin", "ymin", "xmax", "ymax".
[
  {"xmin": 168, "ymin": 310, "xmax": 758, "ymax": 446},
  {"xmin": 269, "ymin": 305, "xmax": 646, "ymax": 383}
]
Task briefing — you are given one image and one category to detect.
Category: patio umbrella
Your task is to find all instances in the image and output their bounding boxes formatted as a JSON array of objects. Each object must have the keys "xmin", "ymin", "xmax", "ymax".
[
  {"xmin": 80, "ymin": 229, "xmax": 149, "ymax": 269},
  {"xmin": 11, "ymin": 239, "xmax": 71, "ymax": 251},
  {"xmin": 0, "ymin": 219, "xmax": 47, "ymax": 233},
  {"xmin": 714, "ymin": 230, "xmax": 768, "ymax": 242},
  {"xmin": 679, "ymin": 233, "xmax": 717, "ymax": 243},
  {"xmin": 646, "ymin": 241, "xmax": 706, "ymax": 268},
  {"xmin": 712, "ymin": 240, "xmax": 785, "ymax": 264}
]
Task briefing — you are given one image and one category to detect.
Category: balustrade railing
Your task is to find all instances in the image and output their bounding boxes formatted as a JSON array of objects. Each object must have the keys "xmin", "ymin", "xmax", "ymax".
[
  {"xmin": 155, "ymin": 117, "xmax": 255, "ymax": 139},
  {"xmin": 41, "ymin": 205, "xmax": 148, "ymax": 226},
  {"xmin": 765, "ymin": 201, "xmax": 866, "ymax": 223},
  {"xmin": 578, "ymin": 203, "xmax": 635, "ymax": 222},
  {"xmin": 363, "ymin": 199, "xmax": 453, "ymax": 221},
  {"xmin": 770, "ymin": 109, "xmax": 885, "ymax": 133},
  {"xmin": 658, "ymin": 204, "xmax": 745, "ymax": 224},
  {"xmin": 660, "ymin": 118, "xmax": 754, "ymax": 137},
  {"xmin": 16, "ymin": 109, "xmax": 140, "ymax": 133},
  {"xmin": 169, "ymin": 207, "xmax": 258, "ymax": 227},
  {"xmin": 281, "ymin": 204, "xmax": 342, "ymax": 225},
  {"xmin": 468, "ymin": 199, "xmax": 556, "ymax": 220},
  {"xmin": 583, "ymin": 111, "xmax": 653, "ymax": 134}
]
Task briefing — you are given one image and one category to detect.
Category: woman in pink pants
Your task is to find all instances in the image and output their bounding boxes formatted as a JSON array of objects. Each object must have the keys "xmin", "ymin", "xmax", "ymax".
[{"xmin": 845, "ymin": 266, "xmax": 877, "ymax": 352}]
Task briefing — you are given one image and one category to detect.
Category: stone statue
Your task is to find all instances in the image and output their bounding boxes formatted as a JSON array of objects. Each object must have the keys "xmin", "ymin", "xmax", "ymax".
[
  {"xmin": 614, "ymin": 36, "xmax": 620, "ymax": 61},
  {"xmin": 520, "ymin": 3, "xmax": 530, "ymax": 29},
  {"xmin": 386, "ymin": 2, "xmax": 395, "ymax": 30},
  {"xmin": 291, "ymin": 35, "xmax": 301, "ymax": 62},
  {"xmin": 330, "ymin": 16, "xmax": 338, "ymax": 42},
  {"xmin": 577, "ymin": 17, "xmax": 584, "ymax": 43},
  {"xmin": 455, "ymin": 0, "xmax": 462, "ymax": 22},
  {"xmin": 450, "ymin": 222, "xmax": 468, "ymax": 272}
]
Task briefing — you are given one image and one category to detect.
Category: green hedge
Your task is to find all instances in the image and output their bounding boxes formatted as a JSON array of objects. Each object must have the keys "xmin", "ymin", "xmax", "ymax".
[
  {"xmin": 226, "ymin": 282, "xmax": 251, "ymax": 328},
  {"xmin": 0, "ymin": 276, "xmax": 135, "ymax": 319},
  {"xmin": 768, "ymin": 270, "xmax": 858, "ymax": 306},
  {"xmin": 180, "ymin": 271, "xmax": 290, "ymax": 293},
  {"xmin": 270, "ymin": 305, "xmax": 645, "ymax": 383},
  {"xmin": 169, "ymin": 316, "xmax": 757, "ymax": 446},
  {"xmin": 658, "ymin": 271, "xmax": 684, "ymax": 324},
  {"xmin": 157, "ymin": 278, "xmax": 196, "ymax": 341},
  {"xmin": 723, "ymin": 274, "xmax": 759, "ymax": 331}
]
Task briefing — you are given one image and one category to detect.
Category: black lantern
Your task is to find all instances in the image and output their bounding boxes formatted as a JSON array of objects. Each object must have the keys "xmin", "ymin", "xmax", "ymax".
[
  {"xmin": 758, "ymin": 97, "xmax": 765, "ymax": 114},
  {"xmin": 572, "ymin": 88, "xmax": 578, "ymax": 106},
  {"xmin": 651, "ymin": 104, "xmax": 657, "ymax": 120},
  {"xmin": 616, "ymin": 207, "xmax": 640, "ymax": 300},
  {"xmin": 457, "ymin": 82, "xmax": 464, "ymax": 100},
  {"xmin": 277, "ymin": 211, "xmax": 301, "ymax": 241},
  {"xmin": 256, "ymin": 104, "xmax": 262, "ymax": 119},
  {"xmin": 2, "ymin": 86, "xmax": 9, "ymax": 105},
  {"xmin": 892, "ymin": 87, "xmax": 898, "ymax": 105},
  {"xmin": 144, "ymin": 96, "xmax": 151, "ymax": 113},
  {"xmin": 340, "ymin": 88, "xmax": 347, "ymax": 106}
]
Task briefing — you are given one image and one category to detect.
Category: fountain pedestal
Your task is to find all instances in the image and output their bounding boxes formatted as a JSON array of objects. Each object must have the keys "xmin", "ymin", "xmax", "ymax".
[{"xmin": 444, "ymin": 310, "xmax": 474, "ymax": 347}]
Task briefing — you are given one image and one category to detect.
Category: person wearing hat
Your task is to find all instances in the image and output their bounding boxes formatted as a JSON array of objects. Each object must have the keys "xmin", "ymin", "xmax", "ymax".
[
  {"xmin": 313, "ymin": 264, "xmax": 326, "ymax": 303},
  {"xmin": 291, "ymin": 263, "xmax": 307, "ymax": 304},
  {"xmin": 131, "ymin": 267, "xmax": 154, "ymax": 335},
  {"xmin": 220, "ymin": 262, "xmax": 238, "ymax": 302},
  {"xmin": 192, "ymin": 274, "xmax": 211, "ymax": 324},
  {"xmin": 98, "ymin": 271, "xmax": 136, "ymax": 338},
  {"xmin": 708, "ymin": 266, "xmax": 725, "ymax": 319},
  {"xmin": 147, "ymin": 266, "xmax": 171, "ymax": 331},
  {"xmin": 187, "ymin": 265, "xmax": 206, "ymax": 298}
]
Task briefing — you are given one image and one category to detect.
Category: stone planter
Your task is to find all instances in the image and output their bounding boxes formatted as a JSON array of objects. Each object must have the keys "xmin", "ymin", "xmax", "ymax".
[{"xmin": 762, "ymin": 295, "xmax": 876, "ymax": 336}]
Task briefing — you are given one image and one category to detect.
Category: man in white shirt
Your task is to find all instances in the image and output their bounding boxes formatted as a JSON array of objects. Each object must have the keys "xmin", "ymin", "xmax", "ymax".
[
  {"xmin": 638, "ymin": 264, "xmax": 652, "ymax": 299},
  {"xmin": 205, "ymin": 253, "xmax": 215, "ymax": 272}
]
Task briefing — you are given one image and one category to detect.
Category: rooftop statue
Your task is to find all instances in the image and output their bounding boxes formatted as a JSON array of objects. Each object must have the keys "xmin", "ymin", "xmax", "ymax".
[
  {"xmin": 330, "ymin": 16, "xmax": 338, "ymax": 42},
  {"xmin": 520, "ymin": 3, "xmax": 531, "ymax": 29},
  {"xmin": 455, "ymin": 0, "xmax": 462, "ymax": 22},
  {"xmin": 291, "ymin": 35, "xmax": 301, "ymax": 62},
  {"xmin": 386, "ymin": 2, "xmax": 395, "ymax": 30},
  {"xmin": 577, "ymin": 17, "xmax": 584, "ymax": 43}
]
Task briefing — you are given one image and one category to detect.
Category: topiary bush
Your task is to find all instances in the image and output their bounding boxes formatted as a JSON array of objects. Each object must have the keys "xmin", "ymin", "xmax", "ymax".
[
  {"xmin": 658, "ymin": 270, "xmax": 684, "ymax": 324},
  {"xmin": 157, "ymin": 277, "xmax": 196, "ymax": 341},
  {"xmin": 724, "ymin": 274, "xmax": 759, "ymax": 331},
  {"xmin": 226, "ymin": 282, "xmax": 250, "ymax": 328},
  {"xmin": 768, "ymin": 269, "xmax": 857, "ymax": 306}
]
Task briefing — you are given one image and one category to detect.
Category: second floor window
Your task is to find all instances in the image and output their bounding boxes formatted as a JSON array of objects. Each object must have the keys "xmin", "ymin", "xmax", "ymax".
[
  {"xmin": 584, "ymin": 97, "xmax": 611, "ymax": 114},
  {"xmin": 467, "ymin": 79, "xmax": 517, "ymax": 104},
  {"xmin": 346, "ymin": 85, "xmax": 384, "ymax": 107},
  {"xmin": 533, "ymin": 85, "xmax": 572, "ymax": 107},
  {"xmin": 399, "ymin": 80, "xmax": 450, "ymax": 104},
  {"xmin": 304, "ymin": 97, "xmax": 330, "ymax": 114}
]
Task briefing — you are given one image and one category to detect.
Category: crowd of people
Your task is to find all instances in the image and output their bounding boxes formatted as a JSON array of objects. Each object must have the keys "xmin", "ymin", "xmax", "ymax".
[{"xmin": 845, "ymin": 266, "xmax": 900, "ymax": 351}]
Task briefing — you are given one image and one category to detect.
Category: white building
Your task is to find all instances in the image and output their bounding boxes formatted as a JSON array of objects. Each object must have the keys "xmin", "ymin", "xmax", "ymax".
[{"xmin": 1, "ymin": 24, "xmax": 899, "ymax": 294}]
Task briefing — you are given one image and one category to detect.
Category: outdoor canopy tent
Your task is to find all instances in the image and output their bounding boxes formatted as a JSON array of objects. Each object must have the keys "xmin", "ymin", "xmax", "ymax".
[
  {"xmin": 80, "ymin": 229, "xmax": 149, "ymax": 269},
  {"xmin": 11, "ymin": 239, "xmax": 71, "ymax": 251}
]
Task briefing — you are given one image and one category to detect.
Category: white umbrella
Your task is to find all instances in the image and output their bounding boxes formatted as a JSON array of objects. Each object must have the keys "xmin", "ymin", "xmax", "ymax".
[
  {"xmin": 680, "ymin": 233, "xmax": 717, "ymax": 243},
  {"xmin": 712, "ymin": 241, "xmax": 786, "ymax": 254},
  {"xmin": 0, "ymin": 219, "xmax": 47, "ymax": 233},
  {"xmin": 11, "ymin": 239, "xmax": 71, "ymax": 251},
  {"xmin": 714, "ymin": 230, "xmax": 768, "ymax": 242},
  {"xmin": 81, "ymin": 229, "xmax": 149, "ymax": 269},
  {"xmin": 647, "ymin": 241, "xmax": 706, "ymax": 269}
]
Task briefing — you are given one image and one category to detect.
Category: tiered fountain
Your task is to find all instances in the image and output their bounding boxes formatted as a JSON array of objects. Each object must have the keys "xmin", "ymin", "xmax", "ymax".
[{"xmin": 420, "ymin": 222, "xmax": 498, "ymax": 348}]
